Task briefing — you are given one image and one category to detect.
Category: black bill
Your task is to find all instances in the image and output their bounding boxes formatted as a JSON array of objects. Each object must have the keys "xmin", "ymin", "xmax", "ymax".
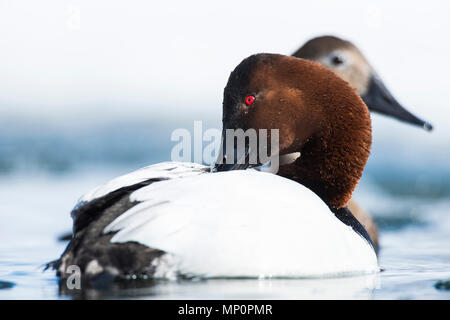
[
  {"xmin": 213, "ymin": 134, "xmax": 253, "ymax": 172},
  {"xmin": 362, "ymin": 75, "xmax": 433, "ymax": 131}
]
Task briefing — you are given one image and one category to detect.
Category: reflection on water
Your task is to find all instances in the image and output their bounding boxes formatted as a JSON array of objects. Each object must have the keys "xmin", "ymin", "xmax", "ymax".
[
  {"xmin": 57, "ymin": 275, "xmax": 381, "ymax": 300},
  {"xmin": 0, "ymin": 280, "xmax": 14, "ymax": 289},
  {"xmin": 0, "ymin": 165, "xmax": 449, "ymax": 299}
]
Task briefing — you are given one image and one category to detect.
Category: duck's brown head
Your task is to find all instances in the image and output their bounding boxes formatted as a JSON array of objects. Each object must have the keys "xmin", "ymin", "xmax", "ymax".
[
  {"xmin": 215, "ymin": 53, "xmax": 372, "ymax": 208},
  {"xmin": 293, "ymin": 35, "xmax": 432, "ymax": 131}
]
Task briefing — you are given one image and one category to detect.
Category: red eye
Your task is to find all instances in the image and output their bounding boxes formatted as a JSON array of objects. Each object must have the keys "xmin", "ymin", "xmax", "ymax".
[{"xmin": 244, "ymin": 95, "xmax": 255, "ymax": 106}]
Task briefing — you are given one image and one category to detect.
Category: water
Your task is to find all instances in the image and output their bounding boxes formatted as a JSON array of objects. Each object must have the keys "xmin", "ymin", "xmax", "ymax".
[
  {"xmin": 0, "ymin": 122, "xmax": 449, "ymax": 299},
  {"xmin": 0, "ymin": 165, "xmax": 448, "ymax": 300}
]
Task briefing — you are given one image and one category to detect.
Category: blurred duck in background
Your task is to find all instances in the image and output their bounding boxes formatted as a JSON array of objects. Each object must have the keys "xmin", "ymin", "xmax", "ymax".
[{"xmin": 292, "ymin": 35, "xmax": 434, "ymax": 250}]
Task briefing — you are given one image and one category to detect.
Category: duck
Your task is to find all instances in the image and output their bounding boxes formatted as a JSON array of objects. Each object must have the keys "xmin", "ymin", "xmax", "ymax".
[
  {"xmin": 292, "ymin": 35, "xmax": 434, "ymax": 249},
  {"xmin": 49, "ymin": 53, "xmax": 379, "ymax": 282}
]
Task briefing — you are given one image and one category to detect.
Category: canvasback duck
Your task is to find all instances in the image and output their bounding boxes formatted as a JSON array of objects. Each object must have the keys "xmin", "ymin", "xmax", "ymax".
[
  {"xmin": 293, "ymin": 36, "xmax": 434, "ymax": 249},
  {"xmin": 49, "ymin": 54, "xmax": 379, "ymax": 282}
]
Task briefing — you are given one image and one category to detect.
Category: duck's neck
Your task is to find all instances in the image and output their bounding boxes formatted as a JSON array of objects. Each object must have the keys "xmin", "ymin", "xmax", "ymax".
[{"xmin": 278, "ymin": 112, "xmax": 371, "ymax": 208}]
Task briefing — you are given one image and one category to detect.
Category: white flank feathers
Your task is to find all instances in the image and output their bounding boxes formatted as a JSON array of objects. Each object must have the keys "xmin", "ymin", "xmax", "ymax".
[{"xmin": 80, "ymin": 162, "xmax": 208, "ymax": 203}]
